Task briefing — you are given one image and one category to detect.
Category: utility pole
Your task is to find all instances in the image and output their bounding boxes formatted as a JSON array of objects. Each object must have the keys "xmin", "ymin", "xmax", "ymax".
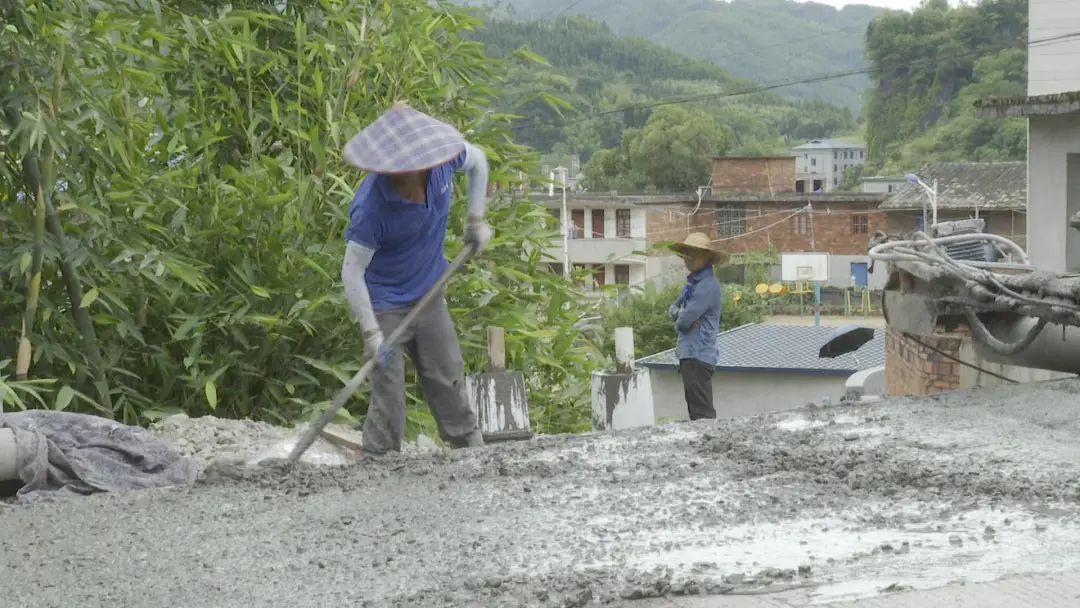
[
  {"xmin": 807, "ymin": 203, "xmax": 821, "ymax": 328},
  {"xmin": 559, "ymin": 166, "xmax": 570, "ymax": 279}
]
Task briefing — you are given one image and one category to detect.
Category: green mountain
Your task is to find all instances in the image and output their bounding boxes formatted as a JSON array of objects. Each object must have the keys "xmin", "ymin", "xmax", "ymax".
[
  {"xmin": 476, "ymin": 17, "xmax": 856, "ymax": 191},
  {"xmin": 464, "ymin": 0, "xmax": 887, "ymax": 110},
  {"xmin": 863, "ymin": 0, "xmax": 1028, "ymax": 171}
]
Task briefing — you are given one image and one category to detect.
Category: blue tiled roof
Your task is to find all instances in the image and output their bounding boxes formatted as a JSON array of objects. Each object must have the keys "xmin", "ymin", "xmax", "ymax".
[{"xmin": 637, "ymin": 323, "xmax": 885, "ymax": 376}]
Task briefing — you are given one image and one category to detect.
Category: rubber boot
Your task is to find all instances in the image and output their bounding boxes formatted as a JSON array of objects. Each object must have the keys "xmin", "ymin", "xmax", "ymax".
[{"xmin": 447, "ymin": 428, "xmax": 484, "ymax": 449}]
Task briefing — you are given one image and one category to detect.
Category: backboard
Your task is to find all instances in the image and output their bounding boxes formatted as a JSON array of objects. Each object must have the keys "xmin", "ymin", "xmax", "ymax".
[{"xmin": 781, "ymin": 253, "xmax": 829, "ymax": 282}]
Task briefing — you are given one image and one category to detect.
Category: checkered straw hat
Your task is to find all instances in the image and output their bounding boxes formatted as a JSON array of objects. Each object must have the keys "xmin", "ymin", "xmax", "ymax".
[{"xmin": 343, "ymin": 104, "xmax": 466, "ymax": 174}]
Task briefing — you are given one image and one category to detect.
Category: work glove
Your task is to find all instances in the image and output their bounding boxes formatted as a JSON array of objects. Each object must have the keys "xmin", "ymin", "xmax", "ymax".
[
  {"xmin": 668, "ymin": 304, "xmax": 680, "ymax": 321},
  {"xmin": 464, "ymin": 216, "xmax": 493, "ymax": 253},
  {"xmin": 363, "ymin": 329, "xmax": 384, "ymax": 361}
]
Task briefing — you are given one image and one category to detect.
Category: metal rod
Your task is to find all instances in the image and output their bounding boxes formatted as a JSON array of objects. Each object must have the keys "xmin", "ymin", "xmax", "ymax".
[{"xmin": 287, "ymin": 244, "xmax": 477, "ymax": 465}]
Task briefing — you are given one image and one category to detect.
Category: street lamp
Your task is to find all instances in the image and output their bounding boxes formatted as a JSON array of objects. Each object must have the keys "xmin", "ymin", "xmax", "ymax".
[{"xmin": 905, "ymin": 173, "xmax": 938, "ymax": 231}]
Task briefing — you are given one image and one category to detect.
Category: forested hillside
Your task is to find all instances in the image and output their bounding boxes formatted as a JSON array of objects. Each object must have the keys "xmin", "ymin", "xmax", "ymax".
[
  {"xmin": 463, "ymin": 0, "xmax": 885, "ymax": 109},
  {"xmin": 864, "ymin": 0, "xmax": 1028, "ymax": 171},
  {"xmin": 476, "ymin": 17, "xmax": 856, "ymax": 191}
]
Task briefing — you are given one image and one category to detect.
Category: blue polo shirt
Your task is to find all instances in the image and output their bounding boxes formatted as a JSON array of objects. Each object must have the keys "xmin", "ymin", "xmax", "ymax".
[{"xmin": 344, "ymin": 151, "xmax": 466, "ymax": 311}]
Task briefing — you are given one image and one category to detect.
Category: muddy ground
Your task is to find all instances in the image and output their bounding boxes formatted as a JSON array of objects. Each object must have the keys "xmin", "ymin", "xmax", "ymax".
[{"xmin": 3, "ymin": 379, "xmax": 1080, "ymax": 607}]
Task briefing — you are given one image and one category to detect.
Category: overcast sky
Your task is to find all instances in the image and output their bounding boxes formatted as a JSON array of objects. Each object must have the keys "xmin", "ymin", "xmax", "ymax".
[{"xmin": 792, "ymin": 0, "xmax": 969, "ymax": 9}]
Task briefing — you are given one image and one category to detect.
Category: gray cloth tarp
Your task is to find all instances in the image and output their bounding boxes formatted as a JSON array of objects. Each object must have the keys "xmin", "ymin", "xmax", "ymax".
[{"xmin": 0, "ymin": 410, "xmax": 198, "ymax": 501}]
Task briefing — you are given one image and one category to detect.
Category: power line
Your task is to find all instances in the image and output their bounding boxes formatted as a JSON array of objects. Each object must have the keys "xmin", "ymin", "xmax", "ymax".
[
  {"xmin": 539, "ymin": 0, "xmax": 589, "ymax": 20},
  {"xmin": 511, "ymin": 31, "xmax": 1080, "ymax": 133},
  {"xmin": 903, "ymin": 332, "xmax": 1018, "ymax": 384}
]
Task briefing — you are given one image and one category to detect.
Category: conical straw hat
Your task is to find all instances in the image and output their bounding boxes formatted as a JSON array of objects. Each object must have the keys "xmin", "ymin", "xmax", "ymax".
[
  {"xmin": 669, "ymin": 232, "xmax": 728, "ymax": 264},
  {"xmin": 343, "ymin": 104, "xmax": 466, "ymax": 174}
]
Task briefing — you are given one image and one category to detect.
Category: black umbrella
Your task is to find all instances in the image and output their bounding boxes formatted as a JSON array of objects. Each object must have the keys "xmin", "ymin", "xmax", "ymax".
[{"xmin": 819, "ymin": 325, "xmax": 876, "ymax": 359}]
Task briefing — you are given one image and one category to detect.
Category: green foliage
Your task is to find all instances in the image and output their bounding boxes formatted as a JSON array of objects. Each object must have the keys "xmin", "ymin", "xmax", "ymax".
[
  {"xmin": 582, "ymin": 106, "xmax": 733, "ymax": 192},
  {"xmin": 600, "ymin": 278, "xmax": 764, "ymax": 360},
  {"xmin": 864, "ymin": 0, "xmax": 1028, "ymax": 169},
  {"xmin": 463, "ymin": 0, "xmax": 884, "ymax": 110},
  {"xmin": 0, "ymin": 0, "xmax": 598, "ymax": 434}
]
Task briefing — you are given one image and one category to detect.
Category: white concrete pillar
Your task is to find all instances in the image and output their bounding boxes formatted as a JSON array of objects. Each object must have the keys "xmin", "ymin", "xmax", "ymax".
[
  {"xmin": 591, "ymin": 327, "xmax": 655, "ymax": 431},
  {"xmin": 466, "ymin": 327, "xmax": 532, "ymax": 441}
]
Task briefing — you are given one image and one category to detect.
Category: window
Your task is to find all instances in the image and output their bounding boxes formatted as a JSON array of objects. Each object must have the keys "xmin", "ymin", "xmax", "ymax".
[
  {"xmin": 851, "ymin": 214, "xmax": 869, "ymax": 234},
  {"xmin": 591, "ymin": 209, "xmax": 605, "ymax": 238},
  {"xmin": 570, "ymin": 209, "xmax": 585, "ymax": 239},
  {"xmin": 888, "ymin": 184, "xmax": 894, "ymax": 193},
  {"xmin": 616, "ymin": 209, "xmax": 631, "ymax": 238},
  {"xmin": 792, "ymin": 214, "xmax": 808, "ymax": 235},
  {"xmin": 614, "ymin": 264, "xmax": 630, "ymax": 285},
  {"xmin": 833, "ymin": 177, "xmax": 838, "ymax": 186},
  {"xmin": 716, "ymin": 205, "xmax": 746, "ymax": 237},
  {"xmin": 834, "ymin": 151, "xmax": 838, "ymax": 159},
  {"xmin": 795, "ymin": 180, "xmax": 806, "ymax": 193},
  {"xmin": 548, "ymin": 263, "xmax": 564, "ymax": 275},
  {"xmin": 811, "ymin": 157, "xmax": 817, "ymax": 167}
]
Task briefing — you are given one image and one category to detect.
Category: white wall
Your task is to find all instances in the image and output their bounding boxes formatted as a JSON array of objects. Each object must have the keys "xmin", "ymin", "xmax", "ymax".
[
  {"xmin": 1029, "ymin": 0, "xmax": 1080, "ymax": 96},
  {"xmin": 1028, "ymin": 116, "xmax": 1080, "ymax": 272},
  {"xmin": 828, "ymin": 255, "xmax": 888, "ymax": 290},
  {"xmin": 648, "ymin": 368, "xmax": 849, "ymax": 421}
]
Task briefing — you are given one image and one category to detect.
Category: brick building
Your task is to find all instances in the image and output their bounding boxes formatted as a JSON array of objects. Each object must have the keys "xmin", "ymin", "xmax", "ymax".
[{"xmin": 710, "ymin": 156, "xmax": 797, "ymax": 194}]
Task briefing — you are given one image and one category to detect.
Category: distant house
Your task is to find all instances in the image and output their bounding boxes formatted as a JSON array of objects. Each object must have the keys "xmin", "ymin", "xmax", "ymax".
[
  {"xmin": 637, "ymin": 323, "xmax": 885, "ymax": 421},
  {"xmin": 878, "ymin": 161, "xmax": 1027, "ymax": 248},
  {"xmin": 860, "ymin": 176, "xmax": 907, "ymax": 194},
  {"xmin": 791, "ymin": 139, "xmax": 867, "ymax": 193}
]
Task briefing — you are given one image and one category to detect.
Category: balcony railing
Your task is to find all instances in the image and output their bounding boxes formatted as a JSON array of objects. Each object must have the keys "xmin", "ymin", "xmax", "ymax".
[{"xmin": 544, "ymin": 237, "xmax": 647, "ymax": 265}]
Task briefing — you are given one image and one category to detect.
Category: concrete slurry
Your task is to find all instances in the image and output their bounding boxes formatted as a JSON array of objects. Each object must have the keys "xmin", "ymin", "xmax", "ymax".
[{"xmin": 3, "ymin": 379, "xmax": 1080, "ymax": 606}]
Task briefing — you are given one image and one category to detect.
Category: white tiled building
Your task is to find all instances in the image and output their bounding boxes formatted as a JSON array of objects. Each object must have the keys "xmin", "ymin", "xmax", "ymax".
[
  {"xmin": 792, "ymin": 139, "xmax": 867, "ymax": 193},
  {"xmin": 541, "ymin": 195, "xmax": 679, "ymax": 290}
]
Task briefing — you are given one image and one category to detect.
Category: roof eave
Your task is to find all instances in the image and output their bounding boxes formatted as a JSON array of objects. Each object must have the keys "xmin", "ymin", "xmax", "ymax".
[{"xmin": 976, "ymin": 92, "xmax": 1080, "ymax": 118}]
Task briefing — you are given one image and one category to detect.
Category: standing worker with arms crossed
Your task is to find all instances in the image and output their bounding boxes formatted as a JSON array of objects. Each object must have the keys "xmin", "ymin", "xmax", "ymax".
[
  {"xmin": 668, "ymin": 233, "xmax": 726, "ymax": 421},
  {"xmin": 340, "ymin": 104, "xmax": 491, "ymax": 454}
]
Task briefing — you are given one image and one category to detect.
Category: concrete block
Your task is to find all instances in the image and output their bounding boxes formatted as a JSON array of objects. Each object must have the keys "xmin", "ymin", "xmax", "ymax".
[
  {"xmin": 591, "ymin": 369, "xmax": 654, "ymax": 431},
  {"xmin": 467, "ymin": 371, "xmax": 532, "ymax": 441},
  {"xmin": 844, "ymin": 365, "xmax": 885, "ymax": 402}
]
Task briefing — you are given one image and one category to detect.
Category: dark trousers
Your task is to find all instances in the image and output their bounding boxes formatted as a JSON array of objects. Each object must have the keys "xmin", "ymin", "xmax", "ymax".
[{"xmin": 679, "ymin": 358, "xmax": 716, "ymax": 420}]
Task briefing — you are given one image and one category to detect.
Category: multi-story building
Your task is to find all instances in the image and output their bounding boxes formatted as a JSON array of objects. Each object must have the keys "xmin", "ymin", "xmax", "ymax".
[
  {"xmin": 541, "ymin": 194, "xmax": 684, "ymax": 290},
  {"xmin": 791, "ymin": 139, "xmax": 867, "ymax": 193}
]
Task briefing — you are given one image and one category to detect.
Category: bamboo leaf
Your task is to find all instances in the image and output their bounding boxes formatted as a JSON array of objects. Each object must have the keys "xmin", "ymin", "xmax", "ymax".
[
  {"xmin": 251, "ymin": 286, "xmax": 271, "ymax": 299},
  {"xmin": 19, "ymin": 252, "xmax": 32, "ymax": 273},
  {"xmin": 80, "ymin": 288, "xmax": 100, "ymax": 309},
  {"xmin": 204, "ymin": 380, "xmax": 218, "ymax": 410},
  {"xmin": 55, "ymin": 385, "xmax": 75, "ymax": 411}
]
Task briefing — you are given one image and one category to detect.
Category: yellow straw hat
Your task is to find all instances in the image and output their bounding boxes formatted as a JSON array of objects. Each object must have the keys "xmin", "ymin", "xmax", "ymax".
[{"xmin": 669, "ymin": 232, "xmax": 728, "ymax": 265}]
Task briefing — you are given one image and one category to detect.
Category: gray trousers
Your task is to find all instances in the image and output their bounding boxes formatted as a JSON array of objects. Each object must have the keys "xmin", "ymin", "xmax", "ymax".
[
  {"xmin": 364, "ymin": 295, "xmax": 479, "ymax": 454},
  {"xmin": 679, "ymin": 358, "xmax": 716, "ymax": 420}
]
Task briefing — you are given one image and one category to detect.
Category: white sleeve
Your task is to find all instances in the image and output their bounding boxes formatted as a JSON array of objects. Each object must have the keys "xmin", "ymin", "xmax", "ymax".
[
  {"xmin": 342, "ymin": 241, "xmax": 379, "ymax": 333},
  {"xmin": 461, "ymin": 142, "xmax": 489, "ymax": 220}
]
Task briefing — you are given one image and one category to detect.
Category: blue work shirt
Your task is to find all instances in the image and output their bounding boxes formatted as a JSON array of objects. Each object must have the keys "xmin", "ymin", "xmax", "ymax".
[
  {"xmin": 344, "ymin": 151, "xmax": 466, "ymax": 311},
  {"xmin": 673, "ymin": 266, "xmax": 723, "ymax": 366}
]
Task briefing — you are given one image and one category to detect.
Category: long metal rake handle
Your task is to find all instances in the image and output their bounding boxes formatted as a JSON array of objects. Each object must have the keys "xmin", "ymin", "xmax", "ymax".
[{"xmin": 286, "ymin": 244, "xmax": 477, "ymax": 465}]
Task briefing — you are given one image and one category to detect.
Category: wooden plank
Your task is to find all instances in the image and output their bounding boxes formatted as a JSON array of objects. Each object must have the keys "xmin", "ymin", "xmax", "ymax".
[{"xmin": 487, "ymin": 326, "xmax": 506, "ymax": 371}]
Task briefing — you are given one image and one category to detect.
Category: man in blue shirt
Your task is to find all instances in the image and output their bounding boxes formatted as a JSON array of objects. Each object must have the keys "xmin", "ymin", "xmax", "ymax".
[
  {"xmin": 669, "ymin": 233, "xmax": 725, "ymax": 420},
  {"xmin": 340, "ymin": 105, "xmax": 491, "ymax": 454}
]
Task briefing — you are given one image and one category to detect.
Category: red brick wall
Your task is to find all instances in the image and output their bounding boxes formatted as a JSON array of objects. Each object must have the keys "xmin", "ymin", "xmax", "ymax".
[
  {"xmin": 713, "ymin": 202, "xmax": 885, "ymax": 255},
  {"xmin": 645, "ymin": 204, "xmax": 717, "ymax": 246},
  {"xmin": 885, "ymin": 328, "xmax": 963, "ymax": 396},
  {"xmin": 711, "ymin": 157, "xmax": 797, "ymax": 194}
]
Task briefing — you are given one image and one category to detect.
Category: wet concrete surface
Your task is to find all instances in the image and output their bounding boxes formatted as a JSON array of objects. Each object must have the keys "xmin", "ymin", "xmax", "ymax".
[{"xmin": 3, "ymin": 379, "xmax": 1080, "ymax": 607}]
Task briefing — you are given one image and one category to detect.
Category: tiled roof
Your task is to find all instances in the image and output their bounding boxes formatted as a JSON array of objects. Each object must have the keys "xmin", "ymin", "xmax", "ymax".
[
  {"xmin": 791, "ymin": 139, "xmax": 866, "ymax": 150},
  {"xmin": 879, "ymin": 161, "xmax": 1026, "ymax": 210},
  {"xmin": 637, "ymin": 323, "xmax": 885, "ymax": 376}
]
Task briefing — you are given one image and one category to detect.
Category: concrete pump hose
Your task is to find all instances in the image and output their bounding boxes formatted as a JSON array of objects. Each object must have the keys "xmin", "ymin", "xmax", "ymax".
[
  {"xmin": 964, "ymin": 310, "xmax": 1049, "ymax": 356},
  {"xmin": 0, "ymin": 428, "xmax": 17, "ymax": 482}
]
